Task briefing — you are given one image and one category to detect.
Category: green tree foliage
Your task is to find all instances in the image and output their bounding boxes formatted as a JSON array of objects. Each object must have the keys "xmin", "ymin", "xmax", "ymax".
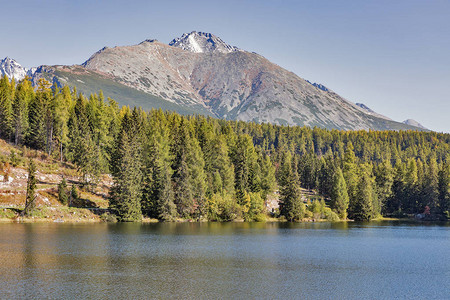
[
  {"xmin": 24, "ymin": 158, "xmax": 37, "ymax": 215},
  {"xmin": 351, "ymin": 164, "xmax": 375, "ymax": 221},
  {"xmin": 109, "ymin": 111, "xmax": 143, "ymax": 222},
  {"xmin": 343, "ymin": 142, "xmax": 358, "ymax": 212},
  {"xmin": 280, "ymin": 157, "xmax": 305, "ymax": 221},
  {"xmin": 330, "ymin": 167, "xmax": 349, "ymax": 219},
  {"xmin": 374, "ymin": 160, "xmax": 393, "ymax": 214},
  {"xmin": 1, "ymin": 76, "xmax": 449, "ymax": 221},
  {"xmin": 438, "ymin": 161, "xmax": 450, "ymax": 215},
  {"xmin": 12, "ymin": 77, "xmax": 34, "ymax": 145},
  {"xmin": 58, "ymin": 178, "xmax": 68, "ymax": 205},
  {"xmin": 70, "ymin": 185, "xmax": 78, "ymax": 207},
  {"xmin": 0, "ymin": 76, "xmax": 13, "ymax": 140}
]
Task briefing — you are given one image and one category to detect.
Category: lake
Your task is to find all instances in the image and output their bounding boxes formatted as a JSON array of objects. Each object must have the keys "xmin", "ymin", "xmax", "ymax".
[{"xmin": 0, "ymin": 221, "xmax": 449, "ymax": 299}]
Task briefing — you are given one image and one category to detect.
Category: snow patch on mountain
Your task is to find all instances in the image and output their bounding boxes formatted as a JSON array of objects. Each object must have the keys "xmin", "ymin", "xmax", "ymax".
[
  {"xmin": 0, "ymin": 57, "xmax": 36, "ymax": 81},
  {"xmin": 169, "ymin": 31, "xmax": 240, "ymax": 53}
]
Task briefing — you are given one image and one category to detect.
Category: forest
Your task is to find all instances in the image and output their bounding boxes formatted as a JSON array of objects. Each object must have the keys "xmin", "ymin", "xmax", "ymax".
[{"xmin": 0, "ymin": 75, "xmax": 449, "ymax": 221}]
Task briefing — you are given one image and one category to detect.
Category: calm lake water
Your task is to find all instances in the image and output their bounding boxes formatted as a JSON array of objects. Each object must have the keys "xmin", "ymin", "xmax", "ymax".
[{"xmin": 0, "ymin": 221, "xmax": 449, "ymax": 299}]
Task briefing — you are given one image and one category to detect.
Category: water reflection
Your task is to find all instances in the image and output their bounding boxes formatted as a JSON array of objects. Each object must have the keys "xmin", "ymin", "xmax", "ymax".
[{"xmin": 0, "ymin": 221, "xmax": 448, "ymax": 299}]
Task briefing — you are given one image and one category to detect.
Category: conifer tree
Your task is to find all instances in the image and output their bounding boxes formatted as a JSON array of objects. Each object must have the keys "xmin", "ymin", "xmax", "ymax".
[
  {"xmin": 343, "ymin": 142, "xmax": 358, "ymax": 210},
  {"xmin": 109, "ymin": 113, "xmax": 143, "ymax": 222},
  {"xmin": 438, "ymin": 161, "xmax": 450, "ymax": 215},
  {"xmin": 351, "ymin": 164, "xmax": 374, "ymax": 221},
  {"xmin": 0, "ymin": 75, "xmax": 13, "ymax": 140},
  {"xmin": 232, "ymin": 134, "xmax": 258, "ymax": 203},
  {"xmin": 26, "ymin": 87, "xmax": 46, "ymax": 150},
  {"xmin": 24, "ymin": 159, "xmax": 37, "ymax": 215},
  {"xmin": 70, "ymin": 184, "xmax": 78, "ymax": 207},
  {"xmin": 280, "ymin": 157, "xmax": 305, "ymax": 221},
  {"xmin": 330, "ymin": 167, "xmax": 349, "ymax": 219},
  {"xmin": 404, "ymin": 158, "xmax": 418, "ymax": 213},
  {"xmin": 142, "ymin": 135, "xmax": 176, "ymax": 220},
  {"xmin": 374, "ymin": 160, "xmax": 393, "ymax": 214},
  {"xmin": 423, "ymin": 156, "xmax": 439, "ymax": 212},
  {"xmin": 259, "ymin": 152, "xmax": 276, "ymax": 199},
  {"xmin": 58, "ymin": 178, "xmax": 68, "ymax": 205},
  {"xmin": 12, "ymin": 77, "xmax": 33, "ymax": 145}
]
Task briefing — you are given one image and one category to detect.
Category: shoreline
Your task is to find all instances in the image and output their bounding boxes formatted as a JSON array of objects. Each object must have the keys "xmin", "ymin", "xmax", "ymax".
[{"xmin": 2, "ymin": 210, "xmax": 445, "ymax": 224}]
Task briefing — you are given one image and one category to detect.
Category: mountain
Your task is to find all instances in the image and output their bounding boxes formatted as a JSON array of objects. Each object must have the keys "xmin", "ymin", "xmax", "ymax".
[
  {"xmin": 7, "ymin": 31, "xmax": 426, "ymax": 131},
  {"xmin": 0, "ymin": 57, "xmax": 35, "ymax": 81},
  {"xmin": 403, "ymin": 119, "xmax": 428, "ymax": 130}
]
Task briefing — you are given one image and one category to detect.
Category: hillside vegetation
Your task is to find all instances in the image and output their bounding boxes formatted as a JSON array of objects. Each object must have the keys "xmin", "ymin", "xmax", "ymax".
[{"xmin": 0, "ymin": 75, "xmax": 449, "ymax": 222}]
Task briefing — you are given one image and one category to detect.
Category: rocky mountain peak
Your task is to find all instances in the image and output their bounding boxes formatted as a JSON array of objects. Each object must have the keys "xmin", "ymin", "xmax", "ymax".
[
  {"xmin": 0, "ymin": 57, "xmax": 31, "ymax": 81},
  {"xmin": 169, "ymin": 31, "xmax": 240, "ymax": 53},
  {"xmin": 403, "ymin": 119, "xmax": 427, "ymax": 130}
]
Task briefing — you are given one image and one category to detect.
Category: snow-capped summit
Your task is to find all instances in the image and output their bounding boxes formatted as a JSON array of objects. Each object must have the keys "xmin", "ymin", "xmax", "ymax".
[
  {"xmin": 169, "ymin": 31, "xmax": 240, "ymax": 53},
  {"xmin": 0, "ymin": 57, "xmax": 31, "ymax": 81}
]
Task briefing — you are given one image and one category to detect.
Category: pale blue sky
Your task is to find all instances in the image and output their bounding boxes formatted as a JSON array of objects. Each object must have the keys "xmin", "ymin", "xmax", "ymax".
[{"xmin": 1, "ymin": 0, "xmax": 449, "ymax": 132}]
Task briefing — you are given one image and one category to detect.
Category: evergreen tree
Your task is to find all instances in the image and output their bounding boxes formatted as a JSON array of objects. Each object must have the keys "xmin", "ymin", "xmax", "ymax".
[
  {"xmin": 0, "ymin": 75, "xmax": 13, "ymax": 140},
  {"xmin": 404, "ymin": 158, "xmax": 419, "ymax": 213},
  {"xmin": 12, "ymin": 77, "xmax": 33, "ymax": 145},
  {"xmin": 70, "ymin": 184, "xmax": 78, "ymax": 207},
  {"xmin": 438, "ymin": 161, "xmax": 450, "ymax": 215},
  {"xmin": 423, "ymin": 156, "xmax": 439, "ymax": 212},
  {"xmin": 279, "ymin": 158, "xmax": 305, "ymax": 221},
  {"xmin": 142, "ymin": 136, "xmax": 177, "ymax": 220},
  {"xmin": 24, "ymin": 159, "xmax": 37, "ymax": 215},
  {"xmin": 330, "ymin": 167, "xmax": 349, "ymax": 219},
  {"xmin": 374, "ymin": 160, "xmax": 393, "ymax": 214},
  {"xmin": 388, "ymin": 160, "xmax": 406, "ymax": 214},
  {"xmin": 343, "ymin": 142, "xmax": 358, "ymax": 212},
  {"xmin": 58, "ymin": 178, "xmax": 68, "ymax": 205},
  {"xmin": 351, "ymin": 164, "xmax": 374, "ymax": 221},
  {"xmin": 26, "ymin": 87, "xmax": 46, "ymax": 150},
  {"xmin": 109, "ymin": 113, "xmax": 143, "ymax": 222}
]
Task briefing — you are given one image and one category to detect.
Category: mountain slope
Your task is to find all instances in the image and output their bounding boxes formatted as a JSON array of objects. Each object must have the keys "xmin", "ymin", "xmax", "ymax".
[
  {"xmin": 24, "ymin": 31, "xmax": 425, "ymax": 131},
  {"xmin": 33, "ymin": 65, "xmax": 213, "ymax": 116}
]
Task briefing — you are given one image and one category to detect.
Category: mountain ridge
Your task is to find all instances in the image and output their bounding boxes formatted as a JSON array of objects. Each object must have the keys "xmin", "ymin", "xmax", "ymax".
[{"xmin": 0, "ymin": 32, "xmax": 427, "ymax": 131}]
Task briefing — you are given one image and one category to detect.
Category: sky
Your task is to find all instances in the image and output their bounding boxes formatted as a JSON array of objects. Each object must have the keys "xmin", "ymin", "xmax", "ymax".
[{"xmin": 1, "ymin": 0, "xmax": 449, "ymax": 132}]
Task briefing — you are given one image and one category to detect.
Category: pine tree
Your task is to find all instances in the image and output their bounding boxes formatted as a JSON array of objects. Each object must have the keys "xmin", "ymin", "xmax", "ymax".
[
  {"xmin": 0, "ymin": 75, "xmax": 13, "ymax": 140},
  {"xmin": 58, "ymin": 178, "xmax": 68, "ymax": 205},
  {"xmin": 388, "ymin": 160, "xmax": 406, "ymax": 214},
  {"xmin": 343, "ymin": 142, "xmax": 358, "ymax": 212},
  {"xmin": 351, "ymin": 164, "xmax": 374, "ymax": 221},
  {"xmin": 423, "ymin": 156, "xmax": 439, "ymax": 212},
  {"xmin": 280, "ymin": 158, "xmax": 305, "ymax": 221},
  {"xmin": 70, "ymin": 184, "xmax": 78, "ymax": 207},
  {"xmin": 438, "ymin": 161, "xmax": 450, "ymax": 215},
  {"xmin": 109, "ymin": 113, "xmax": 143, "ymax": 222},
  {"xmin": 374, "ymin": 160, "xmax": 393, "ymax": 214},
  {"xmin": 232, "ymin": 134, "xmax": 258, "ymax": 204},
  {"xmin": 23, "ymin": 159, "xmax": 37, "ymax": 216},
  {"xmin": 404, "ymin": 158, "xmax": 419, "ymax": 213},
  {"xmin": 26, "ymin": 88, "xmax": 46, "ymax": 150},
  {"xmin": 330, "ymin": 167, "xmax": 349, "ymax": 219},
  {"xmin": 259, "ymin": 152, "xmax": 276, "ymax": 199},
  {"xmin": 12, "ymin": 77, "xmax": 33, "ymax": 145},
  {"xmin": 141, "ymin": 136, "xmax": 176, "ymax": 220},
  {"xmin": 171, "ymin": 120, "xmax": 195, "ymax": 218}
]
